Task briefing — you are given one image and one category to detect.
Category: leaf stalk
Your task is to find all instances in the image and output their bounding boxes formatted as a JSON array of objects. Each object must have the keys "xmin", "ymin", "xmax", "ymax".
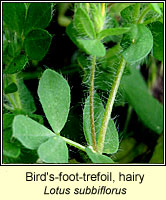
[{"xmin": 61, "ymin": 136, "xmax": 86, "ymax": 152}]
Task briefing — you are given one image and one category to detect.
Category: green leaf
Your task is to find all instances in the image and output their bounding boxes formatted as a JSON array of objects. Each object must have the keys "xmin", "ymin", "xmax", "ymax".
[
  {"xmin": 3, "ymin": 128, "xmax": 21, "ymax": 159},
  {"xmin": 38, "ymin": 69, "xmax": 70, "ymax": 133},
  {"xmin": 3, "ymin": 3, "xmax": 26, "ymax": 35},
  {"xmin": 24, "ymin": 29, "xmax": 52, "ymax": 61},
  {"xmin": 3, "ymin": 114, "xmax": 15, "ymax": 130},
  {"xmin": 66, "ymin": 23, "xmax": 105, "ymax": 57},
  {"xmin": 112, "ymin": 137, "xmax": 137, "ymax": 161},
  {"xmin": 29, "ymin": 114, "xmax": 44, "ymax": 125},
  {"xmin": 13, "ymin": 110, "xmax": 44, "ymax": 125},
  {"xmin": 158, "ymin": 3, "xmax": 163, "ymax": 9},
  {"xmin": 3, "ymin": 128, "xmax": 12, "ymax": 143},
  {"xmin": 77, "ymin": 39, "xmax": 106, "ymax": 57},
  {"xmin": 122, "ymin": 66, "xmax": 163, "ymax": 134},
  {"xmin": 7, "ymin": 43, "xmax": 16, "ymax": 57},
  {"xmin": 148, "ymin": 21, "xmax": 163, "ymax": 61},
  {"xmin": 24, "ymin": 3, "xmax": 53, "ymax": 35},
  {"xmin": 110, "ymin": 3, "xmax": 135, "ymax": 15},
  {"xmin": 83, "ymin": 94, "xmax": 119, "ymax": 154},
  {"xmin": 150, "ymin": 135, "xmax": 163, "ymax": 163},
  {"xmin": 102, "ymin": 18, "xmax": 121, "ymax": 44},
  {"xmin": 92, "ymin": 44, "xmax": 128, "ymax": 107},
  {"xmin": 13, "ymin": 115, "xmax": 55, "ymax": 150},
  {"xmin": 17, "ymin": 79, "xmax": 36, "ymax": 113},
  {"xmin": 97, "ymin": 27, "xmax": 131, "ymax": 40},
  {"xmin": 3, "ymin": 142, "xmax": 21, "ymax": 158},
  {"xmin": 61, "ymin": 111, "xmax": 82, "ymax": 143},
  {"xmin": 4, "ymin": 83, "xmax": 18, "ymax": 94},
  {"xmin": 117, "ymin": 143, "xmax": 147, "ymax": 164},
  {"xmin": 150, "ymin": 3, "xmax": 162, "ymax": 15},
  {"xmin": 74, "ymin": 8, "xmax": 96, "ymax": 39},
  {"xmin": 85, "ymin": 147, "xmax": 114, "ymax": 163},
  {"xmin": 3, "ymin": 32, "xmax": 8, "ymax": 53},
  {"xmin": 121, "ymin": 4, "xmax": 138, "ymax": 24},
  {"xmin": 99, "ymin": 44, "xmax": 123, "ymax": 72},
  {"xmin": 103, "ymin": 119, "xmax": 119, "ymax": 154},
  {"xmin": 37, "ymin": 136, "xmax": 68, "ymax": 163},
  {"xmin": 66, "ymin": 22, "xmax": 80, "ymax": 48},
  {"xmin": 89, "ymin": 3, "xmax": 105, "ymax": 33},
  {"xmin": 121, "ymin": 24, "xmax": 153, "ymax": 62},
  {"xmin": 3, "ymin": 30, "xmax": 22, "ymax": 58},
  {"xmin": 3, "ymin": 74, "xmax": 35, "ymax": 113},
  {"xmin": 3, "ymin": 148, "xmax": 38, "ymax": 164},
  {"xmin": 4, "ymin": 54, "xmax": 28, "ymax": 74}
]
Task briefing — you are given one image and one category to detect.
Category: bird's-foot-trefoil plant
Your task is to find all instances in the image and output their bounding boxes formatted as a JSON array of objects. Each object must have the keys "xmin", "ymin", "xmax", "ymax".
[{"xmin": 3, "ymin": 3, "xmax": 163, "ymax": 163}]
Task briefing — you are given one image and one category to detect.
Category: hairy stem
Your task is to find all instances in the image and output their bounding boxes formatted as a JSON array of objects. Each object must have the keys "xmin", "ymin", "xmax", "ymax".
[
  {"xmin": 137, "ymin": 6, "xmax": 150, "ymax": 24},
  {"xmin": 97, "ymin": 57, "xmax": 126, "ymax": 154},
  {"xmin": 90, "ymin": 56, "xmax": 97, "ymax": 151},
  {"xmin": 133, "ymin": 3, "xmax": 140, "ymax": 24},
  {"xmin": 61, "ymin": 136, "xmax": 86, "ymax": 152}
]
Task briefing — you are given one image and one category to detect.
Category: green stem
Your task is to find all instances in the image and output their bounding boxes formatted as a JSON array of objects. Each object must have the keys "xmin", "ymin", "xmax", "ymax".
[
  {"xmin": 90, "ymin": 56, "xmax": 97, "ymax": 151},
  {"xmin": 6, "ymin": 93, "xmax": 17, "ymax": 109},
  {"xmin": 61, "ymin": 136, "xmax": 86, "ymax": 152},
  {"xmin": 148, "ymin": 58, "xmax": 157, "ymax": 90},
  {"xmin": 17, "ymin": 71, "xmax": 42, "ymax": 80},
  {"xmin": 133, "ymin": 3, "xmax": 140, "ymax": 24},
  {"xmin": 3, "ymin": 75, "xmax": 17, "ymax": 109},
  {"xmin": 97, "ymin": 57, "xmax": 126, "ymax": 154},
  {"xmin": 3, "ymin": 103, "xmax": 15, "ymax": 111},
  {"xmin": 137, "ymin": 6, "xmax": 151, "ymax": 24},
  {"xmin": 11, "ymin": 74, "xmax": 22, "ymax": 109},
  {"xmin": 86, "ymin": 3, "xmax": 89, "ymax": 13}
]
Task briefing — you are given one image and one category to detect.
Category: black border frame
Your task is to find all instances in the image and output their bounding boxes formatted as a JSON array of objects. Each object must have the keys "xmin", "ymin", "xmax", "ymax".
[{"xmin": 1, "ymin": 0, "xmax": 165, "ymax": 167}]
